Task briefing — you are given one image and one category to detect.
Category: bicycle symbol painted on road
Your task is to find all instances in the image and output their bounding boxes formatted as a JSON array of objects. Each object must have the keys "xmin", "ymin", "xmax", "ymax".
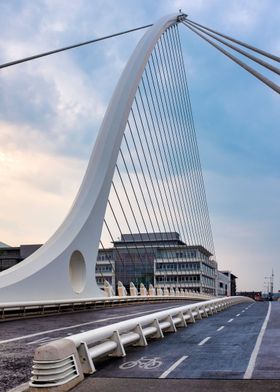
[{"xmin": 119, "ymin": 356, "xmax": 162, "ymax": 370}]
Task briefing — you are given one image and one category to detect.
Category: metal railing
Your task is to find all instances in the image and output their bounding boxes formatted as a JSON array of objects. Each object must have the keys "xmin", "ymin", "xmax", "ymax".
[
  {"xmin": 29, "ymin": 296, "xmax": 253, "ymax": 390},
  {"xmin": 0, "ymin": 291, "xmax": 212, "ymax": 321}
]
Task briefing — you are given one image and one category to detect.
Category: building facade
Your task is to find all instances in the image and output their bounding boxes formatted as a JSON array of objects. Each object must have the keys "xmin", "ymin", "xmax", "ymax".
[
  {"xmin": 155, "ymin": 245, "xmax": 217, "ymax": 295},
  {"xmin": 96, "ymin": 250, "xmax": 115, "ymax": 289},
  {"xmin": 0, "ymin": 232, "xmax": 219, "ymax": 296},
  {"xmin": 218, "ymin": 270, "xmax": 237, "ymax": 296},
  {"xmin": 98, "ymin": 232, "xmax": 218, "ymax": 295},
  {"xmin": 0, "ymin": 244, "xmax": 41, "ymax": 272}
]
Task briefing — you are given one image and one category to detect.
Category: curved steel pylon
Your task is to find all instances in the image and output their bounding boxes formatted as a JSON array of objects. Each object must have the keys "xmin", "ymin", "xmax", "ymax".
[{"xmin": 0, "ymin": 13, "xmax": 186, "ymax": 303}]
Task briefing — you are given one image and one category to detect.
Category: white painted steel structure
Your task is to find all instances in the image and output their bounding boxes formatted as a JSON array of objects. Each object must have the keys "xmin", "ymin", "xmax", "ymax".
[
  {"xmin": 0, "ymin": 291, "xmax": 212, "ymax": 320},
  {"xmin": 0, "ymin": 13, "xmax": 186, "ymax": 303},
  {"xmin": 29, "ymin": 296, "xmax": 253, "ymax": 389}
]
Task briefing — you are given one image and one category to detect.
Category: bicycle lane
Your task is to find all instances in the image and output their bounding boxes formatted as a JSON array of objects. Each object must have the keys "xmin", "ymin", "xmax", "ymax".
[
  {"xmin": 93, "ymin": 302, "xmax": 267, "ymax": 379},
  {"xmin": 251, "ymin": 302, "xmax": 280, "ymax": 379}
]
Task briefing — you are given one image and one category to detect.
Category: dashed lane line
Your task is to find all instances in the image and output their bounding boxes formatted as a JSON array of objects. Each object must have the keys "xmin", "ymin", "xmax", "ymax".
[
  {"xmin": 217, "ymin": 326, "xmax": 224, "ymax": 332},
  {"xmin": 236, "ymin": 314, "xmax": 241, "ymax": 317},
  {"xmin": 159, "ymin": 356, "xmax": 188, "ymax": 378},
  {"xmin": 228, "ymin": 318, "xmax": 234, "ymax": 323},
  {"xmin": 198, "ymin": 337, "xmax": 211, "ymax": 346},
  {"xmin": 243, "ymin": 302, "xmax": 272, "ymax": 379}
]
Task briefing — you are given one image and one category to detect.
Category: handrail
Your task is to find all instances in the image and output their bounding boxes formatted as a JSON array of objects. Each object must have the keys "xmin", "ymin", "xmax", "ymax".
[
  {"xmin": 0, "ymin": 292, "xmax": 213, "ymax": 321},
  {"xmin": 29, "ymin": 296, "xmax": 253, "ymax": 390}
]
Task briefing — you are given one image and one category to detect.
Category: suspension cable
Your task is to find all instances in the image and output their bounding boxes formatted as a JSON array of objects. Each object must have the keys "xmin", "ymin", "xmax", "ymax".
[
  {"xmin": 186, "ymin": 18, "xmax": 280, "ymax": 63},
  {"xmin": 183, "ymin": 21, "xmax": 280, "ymax": 94},
  {"xmin": 185, "ymin": 20, "xmax": 280, "ymax": 76},
  {"xmin": 0, "ymin": 24, "xmax": 153, "ymax": 69}
]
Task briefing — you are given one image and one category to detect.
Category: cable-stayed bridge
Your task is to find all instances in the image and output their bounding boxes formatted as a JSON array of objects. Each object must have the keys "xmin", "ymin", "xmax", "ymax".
[{"xmin": 0, "ymin": 12, "xmax": 279, "ymax": 392}]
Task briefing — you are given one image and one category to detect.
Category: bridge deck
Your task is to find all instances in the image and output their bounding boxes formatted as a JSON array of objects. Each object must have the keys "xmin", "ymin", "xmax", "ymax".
[
  {"xmin": 0, "ymin": 301, "xmax": 191, "ymax": 392},
  {"xmin": 87, "ymin": 302, "xmax": 271, "ymax": 379},
  {"xmin": 0, "ymin": 301, "xmax": 279, "ymax": 391}
]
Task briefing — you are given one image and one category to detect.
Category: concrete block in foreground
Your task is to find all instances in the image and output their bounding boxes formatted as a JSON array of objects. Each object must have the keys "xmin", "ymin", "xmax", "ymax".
[{"xmin": 29, "ymin": 339, "xmax": 84, "ymax": 392}]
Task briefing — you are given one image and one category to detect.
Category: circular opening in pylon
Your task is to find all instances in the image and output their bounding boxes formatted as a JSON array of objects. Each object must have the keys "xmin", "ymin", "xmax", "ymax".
[{"xmin": 69, "ymin": 250, "xmax": 86, "ymax": 293}]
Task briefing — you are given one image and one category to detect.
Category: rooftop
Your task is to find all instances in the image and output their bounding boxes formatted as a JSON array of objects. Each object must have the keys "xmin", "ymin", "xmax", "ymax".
[{"xmin": 113, "ymin": 232, "xmax": 186, "ymax": 246}]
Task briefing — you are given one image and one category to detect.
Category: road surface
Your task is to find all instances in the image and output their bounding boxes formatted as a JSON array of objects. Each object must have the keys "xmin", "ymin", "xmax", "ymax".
[
  {"xmin": 0, "ymin": 300, "xmax": 191, "ymax": 391},
  {"xmin": 1, "ymin": 301, "xmax": 279, "ymax": 392}
]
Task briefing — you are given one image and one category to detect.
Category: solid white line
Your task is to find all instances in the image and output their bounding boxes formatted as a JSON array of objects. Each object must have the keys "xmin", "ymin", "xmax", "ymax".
[
  {"xmin": 217, "ymin": 326, "xmax": 224, "ymax": 331},
  {"xmin": 0, "ymin": 305, "xmax": 176, "ymax": 344},
  {"xmin": 236, "ymin": 314, "xmax": 240, "ymax": 317},
  {"xmin": 244, "ymin": 302, "xmax": 271, "ymax": 379},
  {"xmin": 228, "ymin": 318, "xmax": 234, "ymax": 323},
  {"xmin": 159, "ymin": 356, "xmax": 188, "ymax": 378},
  {"xmin": 198, "ymin": 336, "xmax": 211, "ymax": 346}
]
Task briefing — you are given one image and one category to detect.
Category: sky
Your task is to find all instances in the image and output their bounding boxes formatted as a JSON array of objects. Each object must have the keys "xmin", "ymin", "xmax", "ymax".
[{"xmin": 0, "ymin": 0, "xmax": 279, "ymax": 292}]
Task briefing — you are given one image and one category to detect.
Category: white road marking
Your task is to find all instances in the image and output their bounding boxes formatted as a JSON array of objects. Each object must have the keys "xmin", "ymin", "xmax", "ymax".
[
  {"xmin": 39, "ymin": 337, "xmax": 59, "ymax": 344},
  {"xmin": 244, "ymin": 302, "xmax": 272, "ymax": 379},
  {"xmin": 159, "ymin": 356, "xmax": 188, "ymax": 378},
  {"xmin": 242, "ymin": 310, "xmax": 245, "ymax": 313},
  {"xmin": 0, "ymin": 305, "xmax": 177, "ymax": 344},
  {"xmin": 26, "ymin": 337, "xmax": 50, "ymax": 345},
  {"xmin": 198, "ymin": 337, "xmax": 211, "ymax": 346},
  {"xmin": 236, "ymin": 314, "xmax": 240, "ymax": 317},
  {"xmin": 120, "ymin": 356, "xmax": 162, "ymax": 370},
  {"xmin": 228, "ymin": 318, "xmax": 234, "ymax": 323},
  {"xmin": 217, "ymin": 326, "xmax": 224, "ymax": 332}
]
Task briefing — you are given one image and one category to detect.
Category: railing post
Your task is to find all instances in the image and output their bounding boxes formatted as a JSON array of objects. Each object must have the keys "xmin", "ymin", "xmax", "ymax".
[
  {"xmin": 156, "ymin": 287, "xmax": 163, "ymax": 296},
  {"xmin": 117, "ymin": 281, "xmax": 127, "ymax": 297},
  {"xmin": 109, "ymin": 331, "xmax": 126, "ymax": 357},
  {"xmin": 140, "ymin": 283, "xmax": 147, "ymax": 296},
  {"xmin": 163, "ymin": 287, "xmax": 170, "ymax": 296},
  {"xmin": 78, "ymin": 342, "xmax": 96, "ymax": 374},
  {"xmin": 148, "ymin": 284, "xmax": 156, "ymax": 296},
  {"xmin": 129, "ymin": 282, "xmax": 138, "ymax": 296},
  {"xmin": 104, "ymin": 280, "xmax": 114, "ymax": 297},
  {"xmin": 133, "ymin": 324, "xmax": 148, "ymax": 346}
]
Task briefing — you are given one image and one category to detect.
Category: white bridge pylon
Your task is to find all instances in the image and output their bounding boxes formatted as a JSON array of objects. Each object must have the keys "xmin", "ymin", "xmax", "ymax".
[{"xmin": 0, "ymin": 13, "xmax": 187, "ymax": 303}]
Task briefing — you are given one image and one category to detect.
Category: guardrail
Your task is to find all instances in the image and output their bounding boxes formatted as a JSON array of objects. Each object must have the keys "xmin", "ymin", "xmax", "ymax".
[
  {"xmin": 0, "ymin": 292, "xmax": 213, "ymax": 321},
  {"xmin": 29, "ymin": 296, "xmax": 253, "ymax": 391}
]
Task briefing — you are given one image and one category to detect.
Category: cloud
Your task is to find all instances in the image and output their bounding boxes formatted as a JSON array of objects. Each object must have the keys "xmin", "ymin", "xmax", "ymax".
[
  {"xmin": 205, "ymin": 169, "xmax": 280, "ymax": 291},
  {"xmin": 0, "ymin": 123, "xmax": 86, "ymax": 246}
]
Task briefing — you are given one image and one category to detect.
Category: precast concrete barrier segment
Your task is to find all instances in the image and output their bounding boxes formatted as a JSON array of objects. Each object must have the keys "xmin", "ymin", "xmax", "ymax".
[
  {"xmin": 0, "ymin": 292, "xmax": 213, "ymax": 321},
  {"xmin": 29, "ymin": 296, "xmax": 253, "ymax": 391}
]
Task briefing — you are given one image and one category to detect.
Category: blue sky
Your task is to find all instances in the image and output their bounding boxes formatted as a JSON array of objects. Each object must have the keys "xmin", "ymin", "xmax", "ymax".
[{"xmin": 0, "ymin": 0, "xmax": 279, "ymax": 291}]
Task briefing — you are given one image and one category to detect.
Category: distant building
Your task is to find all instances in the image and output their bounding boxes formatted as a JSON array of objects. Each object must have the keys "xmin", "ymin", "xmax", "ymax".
[
  {"xmin": 0, "ymin": 244, "xmax": 41, "ymax": 272},
  {"xmin": 0, "ymin": 232, "xmax": 219, "ymax": 296},
  {"xmin": 96, "ymin": 250, "xmax": 115, "ymax": 290},
  {"xmin": 218, "ymin": 271, "xmax": 231, "ymax": 296},
  {"xmin": 105, "ymin": 232, "xmax": 218, "ymax": 295},
  {"xmin": 237, "ymin": 291, "xmax": 262, "ymax": 301},
  {"xmin": 218, "ymin": 270, "xmax": 237, "ymax": 296}
]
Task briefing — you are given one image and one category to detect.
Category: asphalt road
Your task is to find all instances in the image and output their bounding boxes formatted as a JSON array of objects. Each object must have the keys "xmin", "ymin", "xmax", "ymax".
[
  {"xmin": 0, "ymin": 300, "xmax": 192, "ymax": 392},
  {"xmin": 72, "ymin": 301, "xmax": 280, "ymax": 392},
  {"xmin": 92, "ymin": 302, "xmax": 265, "ymax": 379},
  {"xmin": 1, "ymin": 301, "xmax": 279, "ymax": 392}
]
